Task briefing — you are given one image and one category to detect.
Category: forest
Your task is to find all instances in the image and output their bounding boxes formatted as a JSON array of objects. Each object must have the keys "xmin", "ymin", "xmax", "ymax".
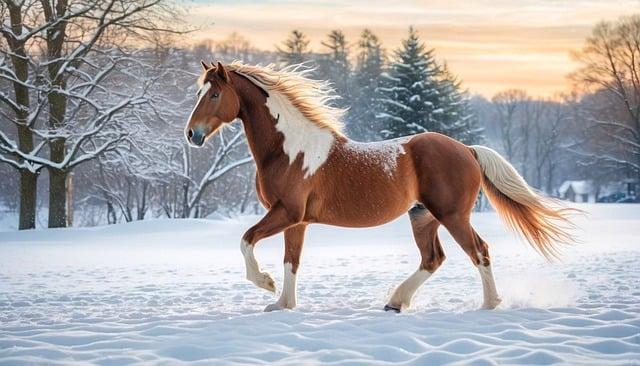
[{"xmin": 1, "ymin": 1, "xmax": 639, "ymax": 229}]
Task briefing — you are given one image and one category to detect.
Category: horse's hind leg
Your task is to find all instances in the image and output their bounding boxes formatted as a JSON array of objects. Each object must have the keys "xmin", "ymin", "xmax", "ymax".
[
  {"xmin": 441, "ymin": 216, "xmax": 502, "ymax": 309},
  {"xmin": 385, "ymin": 204, "xmax": 445, "ymax": 312}
]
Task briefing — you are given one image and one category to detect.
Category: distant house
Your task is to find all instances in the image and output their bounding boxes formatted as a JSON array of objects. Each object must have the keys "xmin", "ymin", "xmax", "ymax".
[
  {"xmin": 597, "ymin": 179, "xmax": 639, "ymax": 203},
  {"xmin": 558, "ymin": 180, "xmax": 596, "ymax": 203}
]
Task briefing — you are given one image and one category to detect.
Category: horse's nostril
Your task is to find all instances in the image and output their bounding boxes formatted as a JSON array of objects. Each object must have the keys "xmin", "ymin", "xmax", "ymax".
[{"xmin": 188, "ymin": 129, "xmax": 194, "ymax": 139}]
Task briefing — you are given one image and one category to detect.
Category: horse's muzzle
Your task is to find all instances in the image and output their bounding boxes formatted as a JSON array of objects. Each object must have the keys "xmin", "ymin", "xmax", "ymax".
[{"xmin": 187, "ymin": 128, "xmax": 205, "ymax": 147}]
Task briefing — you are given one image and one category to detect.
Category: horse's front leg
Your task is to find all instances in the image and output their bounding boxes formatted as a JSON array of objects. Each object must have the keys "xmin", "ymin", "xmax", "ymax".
[
  {"xmin": 241, "ymin": 202, "xmax": 301, "ymax": 293},
  {"xmin": 265, "ymin": 224, "xmax": 307, "ymax": 312}
]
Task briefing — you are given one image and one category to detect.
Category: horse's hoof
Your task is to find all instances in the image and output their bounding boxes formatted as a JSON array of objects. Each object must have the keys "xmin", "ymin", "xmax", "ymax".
[
  {"xmin": 251, "ymin": 272, "xmax": 276, "ymax": 293},
  {"xmin": 384, "ymin": 304, "xmax": 401, "ymax": 313},
  {"xmin": 481, "ymin": 297, "xmax": 502, "ymax": 310},
  {"xmin": 264, "ymin": 303, "xmax": 284, "ymax": 312}
]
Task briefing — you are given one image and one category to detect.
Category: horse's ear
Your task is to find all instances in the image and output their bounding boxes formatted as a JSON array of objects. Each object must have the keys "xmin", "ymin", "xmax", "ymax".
[
  {"xmin": 200, "ymin": 60, "xmax": 208, "ymax": 71},
  {"xmin": 216, "ymin": 61, "xmax": 229, "ymax": 82}
]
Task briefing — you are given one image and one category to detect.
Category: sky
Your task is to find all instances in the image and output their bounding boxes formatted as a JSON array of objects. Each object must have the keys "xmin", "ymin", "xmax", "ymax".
[{"xmin": 186, "ymin": 0, "xmax": 638, "ymax": 98}]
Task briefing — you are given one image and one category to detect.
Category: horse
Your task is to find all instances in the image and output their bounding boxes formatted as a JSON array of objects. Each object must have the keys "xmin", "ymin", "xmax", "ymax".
[{"xmin": 185, "ymin": 61, "xmax": 576, "ymax": 313}]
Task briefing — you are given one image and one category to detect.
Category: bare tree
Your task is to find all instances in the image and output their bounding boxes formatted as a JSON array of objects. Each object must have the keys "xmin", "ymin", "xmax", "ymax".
[
  {"xmin": 0, "ymin": 0, "xmax": 185, "ymax": 228},
  {"xmin": 520, "ymin": 98, "xmax": 546, "ymax": 182},
  {"xmin": 215, "ymin": 32, "xmax": 255, "ymax": 62},
  {"xmin": 177, "ymin": 127, "xmax": 253, "ymax": 218},
  {"xmin": 0, "ymin": 1, "xmax": 44, "ymax": 229},
  {"xmin": 570, "ymin": 15, "xmax": 640, "ymax": 180},
  {"xmin": 491, "ymin": 89, "xmax": 528, "ymax": 162},
  {"xmin": 532, "ymin": 99, "xmax": 566, "ymax": 192}
]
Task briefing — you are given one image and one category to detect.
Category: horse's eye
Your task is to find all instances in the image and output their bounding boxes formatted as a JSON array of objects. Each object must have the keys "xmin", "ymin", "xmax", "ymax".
[{"xmin": 211, "ymin": 91, "xmax": 219, "ymax": 99}]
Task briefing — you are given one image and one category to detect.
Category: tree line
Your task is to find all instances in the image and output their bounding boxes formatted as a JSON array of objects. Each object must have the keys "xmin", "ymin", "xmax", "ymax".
[
  {"xmin": 276, "ymin": 27, "xmax": 483, "ymax": 144},
  {"xmin": 472, "ymin": 16, "xmax": 640, "ymax": 196},
  {"xmin": 1, "ymin": 2, "xmax": 638, "ymax": 229}
]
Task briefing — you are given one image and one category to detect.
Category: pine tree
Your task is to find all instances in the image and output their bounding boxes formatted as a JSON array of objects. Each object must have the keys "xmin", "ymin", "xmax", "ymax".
[
  {"xmin": 277, "ymin": 30, "xmax": 311, "ymax": 66},
  {"xmin": 437, "ymin": 64, "xmax": 484, "ymax": 144},
  {"xmin": 458, "ymin": 98, "xmax": 484, "ymax": 145},
  {"xmin": 349, "ymin": 29, "xmax": 385, "ymax": 140},
  {"xmin": 375, "ymin": 27, "xmax": 441, "ymax": 139},
  {"xmin": 317, "ymin": 30, "xmax": 352, "ymax": 110}
]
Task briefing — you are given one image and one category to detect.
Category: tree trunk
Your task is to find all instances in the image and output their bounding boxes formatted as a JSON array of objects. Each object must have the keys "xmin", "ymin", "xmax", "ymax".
[
  {"xmin": 240, "ymin": 173, "xmax": 255, "ymax": 214},
  {"xmin": 547, "ymin": 162, "xmax": 555, "ymax": 195},
  {"xmin": 48, "ymin": 137, "xmax": 67, "ymax": 227},
  {"xmin": 48, "ymin": 171, "xmax": 67, "ymax": 228},
  {"xmin": 107, "ymin": 199, "xmax": 116, "ymax": 224},
  {"xmin": 42, "ymin": 0, "xmax": 69, "ymax": 228},
  {"xmin": 6, "ymin": 2, "xmax": 38, "ymax": 230},
  {"xmin": 48, "ymin": 167, "xmax": 67, "ymax": 228},
  {"xmin": 181, "ymin": 181, "xmax": 190, "ymax": 218},
  {"xmin": 536, "ymin": 164, "xmax": 543, "ymax": 191},
  {"xmin": 18, "ymin": 170, "xmax": 38, "ymax": 230},
  {"xmin": 66, "ymin": 172, "xmax": 73, "ymax": 227},
  {"xmin": 137, "ymin": 181, "xmax": 148, "ymax": 220}
]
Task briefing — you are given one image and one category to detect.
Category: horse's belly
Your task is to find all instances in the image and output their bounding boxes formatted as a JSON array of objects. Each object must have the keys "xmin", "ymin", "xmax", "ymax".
[{"xmin": 311, "ymin": 178, "xmax": 417, "ymax": 228}]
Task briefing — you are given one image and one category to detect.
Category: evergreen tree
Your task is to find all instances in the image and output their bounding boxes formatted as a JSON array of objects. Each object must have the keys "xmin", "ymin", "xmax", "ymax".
[
  {"xmin": 375, "ymin": 27, "xmax": 441, "ymax": 139},
  {"xmin": 437, "ymin": 64, "xmax": 484, "ymax": 144},
  {"xmin": 317, "ymin": 30, "xmax": 352, "ymax": 110},
  {"xmin": 349, "ymin": 29, "xmax": 386, "ymax": 140},
  {"xmin": 459, "ymin": 100, "xmax": 484, "ymax": 145},
  {"xmin": 277, "ymin": 30, "xmax": 311, "ymax": 66}
]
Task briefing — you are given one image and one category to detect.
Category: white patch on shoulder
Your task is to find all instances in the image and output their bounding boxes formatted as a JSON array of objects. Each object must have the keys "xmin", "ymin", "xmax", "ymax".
[{"xmin": 265, "ymin": 91, "xmax": 334, "ymax": 178}]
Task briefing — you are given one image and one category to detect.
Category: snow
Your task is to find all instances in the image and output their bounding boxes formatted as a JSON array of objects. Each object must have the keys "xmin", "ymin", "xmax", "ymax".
[
  {"xmin": 559, "ymin": 180, "xmax": 596, "ymax": 196},
  {"xmin": 1, "ymin": 203, "xmax": 639, "ymax": 365},
  {"xmin": 344, "ymin": 137, "xmax": 409, "ymax": 175}
]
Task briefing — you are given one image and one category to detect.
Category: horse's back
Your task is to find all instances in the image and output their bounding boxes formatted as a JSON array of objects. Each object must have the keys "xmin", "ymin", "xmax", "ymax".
[
  {"xmin": 304, "ymin": 132, "xmax": 481, "ymax": 226},
  {"xmin": 405, "ymin": 132, "xmax": 473, "ymax": 158}
]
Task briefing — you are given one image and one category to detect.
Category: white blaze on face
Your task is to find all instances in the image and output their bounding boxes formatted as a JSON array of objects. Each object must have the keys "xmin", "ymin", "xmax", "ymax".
[
  {"xmin": 187, "ymin": 81, "xmax": 211, "ymax": 127},
  {"xmin": 265, "ymin": 91, "xmax": 334, "ymax": 178}
]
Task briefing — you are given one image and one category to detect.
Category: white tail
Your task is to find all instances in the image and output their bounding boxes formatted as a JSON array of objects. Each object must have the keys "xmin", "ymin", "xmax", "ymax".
[{"xmin": 471, "ymin": 145, "xmax": 579, "ymax": 259}]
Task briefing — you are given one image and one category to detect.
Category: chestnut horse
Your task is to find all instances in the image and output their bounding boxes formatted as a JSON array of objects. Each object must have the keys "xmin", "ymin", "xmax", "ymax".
[{"xmin": 185, "ymin": 61, "xmax": 575, "ymax": 312}]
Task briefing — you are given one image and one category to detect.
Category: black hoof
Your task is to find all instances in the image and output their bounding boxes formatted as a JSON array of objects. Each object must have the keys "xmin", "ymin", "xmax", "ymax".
[{"xmin": 384, "ymin": 304, "xmax": 401, "ymax": 313}]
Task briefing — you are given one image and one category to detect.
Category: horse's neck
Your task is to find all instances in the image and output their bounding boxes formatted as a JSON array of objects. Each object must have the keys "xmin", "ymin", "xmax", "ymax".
[
  {"xmin": 235, "ymin": 77, "xmax": 286, "ymax": 171},
  {"xmin": 234, "ymin": 73, "xmax": 347, "ymax": 177}
]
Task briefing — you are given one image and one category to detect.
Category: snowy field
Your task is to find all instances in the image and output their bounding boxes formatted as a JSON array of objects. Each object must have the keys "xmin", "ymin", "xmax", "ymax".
[{"xmin": 1, "ymin": 203, "xmax": 639, "ymax": 365}]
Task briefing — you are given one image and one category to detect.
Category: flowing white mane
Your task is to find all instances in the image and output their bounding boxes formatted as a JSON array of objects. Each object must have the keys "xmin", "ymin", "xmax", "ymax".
[
  {"xmin": 213, "ymin": 62, "xmax": 348, "ymax": 178},
  {"xmin": 224, "ymin": 61, "xmax": 346, "ymax": 136}
]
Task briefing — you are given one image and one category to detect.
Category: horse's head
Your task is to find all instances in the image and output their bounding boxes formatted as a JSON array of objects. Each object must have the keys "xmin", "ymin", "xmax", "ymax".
[{"xmin": 185, "ymin": 61, "xmax": 241, "ymax": 147}]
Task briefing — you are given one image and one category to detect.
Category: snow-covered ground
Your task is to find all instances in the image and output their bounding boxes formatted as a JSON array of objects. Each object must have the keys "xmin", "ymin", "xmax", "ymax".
[{"xmin": 1, "ymin": 203, "xmax": 639, "ymax": 365}]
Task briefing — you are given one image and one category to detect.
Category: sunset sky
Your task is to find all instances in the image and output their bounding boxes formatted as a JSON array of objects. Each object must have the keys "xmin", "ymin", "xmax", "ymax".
[{"xmin": 187, "ymin": 0, "xmax": 637, "ymax": 97}]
